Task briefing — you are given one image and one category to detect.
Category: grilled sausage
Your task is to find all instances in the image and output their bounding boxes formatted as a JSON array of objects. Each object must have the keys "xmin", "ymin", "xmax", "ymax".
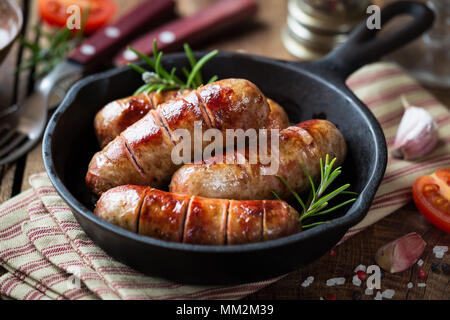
[
  {"xmin": 265, "ymin": 99, "xmax": 290, "ymax": 129},
  {"xmin": 94, "ymin": 90, "xmax": 186, "ymax": 148},
  {"xmin": 95, "ymin": 186, "xmax": 301, "ymax": 245},
  {"xmin": 95, "ymin": 93, "xmax": 289, "ymax": 148},
  {"xmin": 169, "ymin": 119, "xmax": 347, "ymax": 200},
  {"xmin": 86, "ymin": 79, "xmax": 271, "ymax": 196}
]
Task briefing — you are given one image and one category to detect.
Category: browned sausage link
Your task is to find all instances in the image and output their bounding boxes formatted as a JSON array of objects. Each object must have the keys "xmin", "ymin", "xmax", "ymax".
[
  {"xmin": 183, "ymin": 196, "xmax": 229, "ymax": 245},
  {"xmin": 86, "ymin": 79, "xmax": 271, "ymax": 196},
  {"xmin": 265, "ymin": 99, "xmax": 290, "ymax": 130},
  {"xmin": 94, "ymin": 187, "xmax": 301, "ymax": 245},
  {"xmin": 227, "ymin": 200, "xmax": 264, "ymax": 245},
  {"xmin": 139, "ymin": 188, "xmax": 189, "ymax": 242},
  {"xmin": 94, "ymin": 90, "xmax": 184, "ymax": 148},
  {"xmin": 95, "ymin": 93, "xmax": 288, "ymax": 149},
  {"xmin": 94, "ymin": 185, "xmax": 147, "ymax": 233},
  {"xmin": 169, "ymin": 119, "xmax": 347, "ymax": 200}
]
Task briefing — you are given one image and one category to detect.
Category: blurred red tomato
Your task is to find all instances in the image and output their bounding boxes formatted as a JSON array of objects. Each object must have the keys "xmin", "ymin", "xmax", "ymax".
[{"xmin": 38, "ymin": 0, "xmax": 116, "ymax": 34}]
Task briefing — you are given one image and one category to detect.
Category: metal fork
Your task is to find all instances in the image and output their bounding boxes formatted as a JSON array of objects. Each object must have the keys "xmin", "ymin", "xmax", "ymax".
[
  {"xmin": 0, "ymin": 0, "xmax": 179, "ymax": 166},
  {"xmin": 0, "ymin": 89, "xmax": 46, "ymax": 165},
  {"xmin": 0, "ymin": 61, "xmax": 81, "ymax": 165}
]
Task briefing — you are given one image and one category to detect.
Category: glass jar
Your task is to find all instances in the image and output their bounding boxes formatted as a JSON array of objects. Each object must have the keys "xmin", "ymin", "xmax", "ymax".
[
  {"xmin": 388, "ymin": 0, "xmax": 450, "ymax": 88},
  {"xmin": 300, "ymin": 0, "xmax": 371, "ymax": 19},
  {"xmin": 284, "ymin": 0, "xmax": 370, "ymax": 60}
]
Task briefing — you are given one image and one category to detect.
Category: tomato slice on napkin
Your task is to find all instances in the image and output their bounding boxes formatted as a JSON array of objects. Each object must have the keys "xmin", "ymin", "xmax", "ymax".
[
  {"xmin": 38, "ymin": 0, "xmax": 116, "ymax": 34},
  {"xmin": 413, "ymin": 168, "xmax": 450, "ymax": 233}
]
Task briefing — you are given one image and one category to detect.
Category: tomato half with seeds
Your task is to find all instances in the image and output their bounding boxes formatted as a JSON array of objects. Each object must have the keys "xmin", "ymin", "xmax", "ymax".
[
  {"xmin": 38, "ymin": 0, "xmax": 116, "ymax": 34},
  {"xmin": 412, "ymin": 168, "xmax": 450, "ymax": 233}
]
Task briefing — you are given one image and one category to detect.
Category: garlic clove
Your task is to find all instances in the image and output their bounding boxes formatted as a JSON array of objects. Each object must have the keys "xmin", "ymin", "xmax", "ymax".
[
  {"xmin": 392, "ymin": 98, "xmax": 439, "ymax": 160},
  {"xmin": 375, "ymin": 232, "xmax": 427, "ymax": 273}
]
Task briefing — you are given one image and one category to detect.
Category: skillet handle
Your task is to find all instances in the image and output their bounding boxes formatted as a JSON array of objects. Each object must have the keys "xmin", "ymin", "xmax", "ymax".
[{"xmin": 312, "ymin": 1, "xmax": 434, "ymax": 81}]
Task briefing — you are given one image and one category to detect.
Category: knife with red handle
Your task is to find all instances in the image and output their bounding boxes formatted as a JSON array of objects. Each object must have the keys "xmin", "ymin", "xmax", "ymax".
[
  {"xmin": 114, "ymin": 0, "xmax": 258, "ymax": 66},
  {"xmin": 68, "ymin": 0, "xmax": 175, "ymax": 70}
]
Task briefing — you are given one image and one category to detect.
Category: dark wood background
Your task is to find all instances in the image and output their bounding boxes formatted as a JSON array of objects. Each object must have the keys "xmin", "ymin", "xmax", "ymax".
[{"xmin": 0, "ymin": 0, "xmax": 448, "ymax": 300}]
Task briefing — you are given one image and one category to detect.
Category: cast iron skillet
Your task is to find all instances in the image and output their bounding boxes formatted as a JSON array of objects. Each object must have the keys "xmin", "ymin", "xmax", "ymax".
[{"xmin": 43, "ymin": 2, "xmax": 434, "ymax": 284}]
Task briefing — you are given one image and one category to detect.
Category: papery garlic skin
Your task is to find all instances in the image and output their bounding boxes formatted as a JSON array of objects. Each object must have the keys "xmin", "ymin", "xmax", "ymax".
[{"xmin": 392, "ymin": 106, "xmax": 439, "ymax": 160}]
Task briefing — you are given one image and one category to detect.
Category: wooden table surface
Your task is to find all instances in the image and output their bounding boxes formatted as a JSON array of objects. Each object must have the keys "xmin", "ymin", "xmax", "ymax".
[{"xmin": 0, "ymin": 0, "xmax": 449, "ymax": 300}]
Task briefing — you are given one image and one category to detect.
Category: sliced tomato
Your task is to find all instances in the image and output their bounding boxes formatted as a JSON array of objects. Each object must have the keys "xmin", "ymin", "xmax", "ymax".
[
  {"xmin": 412, "ymin": 168, "xmax": 450, "ymax": 233},
  {"xmin": 38, "ymin": 0, "xmax": 116, "ymax": 34}
]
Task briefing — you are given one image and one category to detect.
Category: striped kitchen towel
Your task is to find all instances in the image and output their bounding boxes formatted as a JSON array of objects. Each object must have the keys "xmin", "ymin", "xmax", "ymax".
[
  {"xmin": 342, "ymin": 63, "xmax": 450, "ymax": 241},
  {"xmin": 0, "ymin": 62, "xmax": 449, "ymax": 300}
]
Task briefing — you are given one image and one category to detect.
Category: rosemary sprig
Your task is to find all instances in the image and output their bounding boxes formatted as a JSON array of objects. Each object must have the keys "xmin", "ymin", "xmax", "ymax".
[
  {"xmin": 273, "ymin": 155, "xmax": 358, "ymax": 229},
  {"xmin": 128, "ymin": 40, "xmax": 219, "ymax": 95},
  {"xmin": 18, "ymin": 27, "xmax": 83, "ymax": 78},
  {"xmin": 18, "ymin": 9, "xmax": 87, "ymax": 79}
]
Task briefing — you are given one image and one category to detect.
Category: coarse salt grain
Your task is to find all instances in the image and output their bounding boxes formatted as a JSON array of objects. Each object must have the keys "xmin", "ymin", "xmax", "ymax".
[
  {"xmin": 435, "ymin": 252, "xmax": 445, "ymax": 259},
  {"xmin": 326, "ymin": 278, "xmax": 336, "ymax": 286},
  {"xmin": 301, "ymin": 281, "xmax": 310, "ymax": 288},
  {"xmin": 301, "ymin": 276, "xmax": 314, "ymax": 288},
  {"xmin": 433, "ymin": 246, "xmax": 448, "ymax": 253},
  {"xmin": 382, "ymin": 289, "xmax": 395, "ymax": 299},
  {"xmin": 374, "ymin": 291, "xmax": 383, "ymax": 300},
  {"xmin": 433, "ymin": 246, "xmax": 448, "ymax": 259},
  {"xmin": 354, "ymin": 265, "xmax": 366, "ymax": 273},
  {"xmin": 352, "ymin": 274, "xmax": 362, "ymax": 286},
  {"xmin": 407, "ymin": 282, "xmax": 413, "ymax": 289},
  {"xmin": 417, "ymin": 283, "xmax": 426, "ymax": 287},
  {"xmin": 417, "ymin": 259, "xmax": 424, "ymax": 267},
  {"xmin": 365, "ymin": 288, "xmax": 373, "ymax": 296},
  {"xmin": 326, "ymin": 277, "xmax": 345, "ymax": 286}
]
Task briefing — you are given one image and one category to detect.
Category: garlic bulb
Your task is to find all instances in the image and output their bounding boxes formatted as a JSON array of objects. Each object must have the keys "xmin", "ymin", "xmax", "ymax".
[{"xmin": 392, "ymin": 97, "xmax": 439, "ymax": 160}]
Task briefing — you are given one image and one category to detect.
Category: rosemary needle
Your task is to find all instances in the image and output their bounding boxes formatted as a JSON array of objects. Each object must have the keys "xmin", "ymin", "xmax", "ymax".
[
  {"xmin": 19, "ymin": 27, "xmax": 83, "ymax": 79},
  {"xmin": 274, "ymin": 155, "xmax": 358, "ymax": 229},
  {"xmin": 18, "ymin": 9, "xmax": 88, "ymax": 79},
  {"xmin": 128, "ymin": 40, "xmax": 219, "ymax": 95}
]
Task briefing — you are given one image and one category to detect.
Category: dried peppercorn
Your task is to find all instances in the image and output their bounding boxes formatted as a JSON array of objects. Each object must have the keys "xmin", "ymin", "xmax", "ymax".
[
  {"xmin": 442, "ymin": 263, "xmax": 450, "ymax": 275},
  {"xmin": 357, "ymin": 270, "xmax": 367, "ymax": 281},
  {"xmin": 352, "ymin": 291, "xmax": 362, "ymax": 300},
  {"xmin": 327, "ymin": 293, "xmax": 337, "ymax": 300},
  {"xmin": 430, "ymin": 262, "xmax": 440, "ymax": 274},
  {"xmin": 418, "ymin": 268, "xmax": 427, "ymax": 279}
]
